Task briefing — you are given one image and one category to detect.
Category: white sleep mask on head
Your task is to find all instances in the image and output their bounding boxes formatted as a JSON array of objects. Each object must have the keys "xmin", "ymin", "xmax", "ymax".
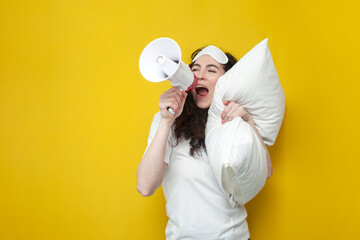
[{"xmin": 192, "ymin": 45, "xmax": 229, "ymax": 64}]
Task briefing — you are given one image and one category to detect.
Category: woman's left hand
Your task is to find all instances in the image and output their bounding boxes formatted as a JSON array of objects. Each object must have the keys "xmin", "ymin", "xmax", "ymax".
[{"xmin": 221, "ymin": 101, "xmax": 252, "ymax": 124}]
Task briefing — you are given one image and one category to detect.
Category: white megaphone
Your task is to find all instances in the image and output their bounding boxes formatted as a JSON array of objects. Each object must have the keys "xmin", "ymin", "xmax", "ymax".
[{"xmin": 139, "ymin": 38, "xmax": 198, "ymax": 114}]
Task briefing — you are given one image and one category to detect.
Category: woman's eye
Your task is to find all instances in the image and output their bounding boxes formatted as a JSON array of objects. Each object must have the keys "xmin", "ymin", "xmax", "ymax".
[
  {"xmin": 208, "ymin": 70, "xmax": 217, "ymax": 73},
  {"xmin": 192, "ymin": 68, "xmax": 198, "ymax": 72}
]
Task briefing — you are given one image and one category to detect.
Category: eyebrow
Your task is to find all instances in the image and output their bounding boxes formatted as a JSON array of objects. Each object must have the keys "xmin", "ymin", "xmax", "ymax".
[{"xmin": 192, "ymin": 63, "xmax": 220, "ymax": 70}]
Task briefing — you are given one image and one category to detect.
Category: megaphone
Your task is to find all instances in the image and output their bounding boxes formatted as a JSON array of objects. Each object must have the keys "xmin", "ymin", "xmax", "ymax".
[{"xmin": 139, "ymin": 37, "xmax": 198, "ymax": 94}]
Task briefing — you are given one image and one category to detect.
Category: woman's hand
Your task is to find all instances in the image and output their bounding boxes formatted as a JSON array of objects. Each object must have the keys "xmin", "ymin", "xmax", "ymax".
[
  {"xmin": 221, "ymin": 100, "xmax": 252, "ymax": 124},
  {"xmin": 159, "ymin": 87, "xmax": 187, "ymax": 122}
]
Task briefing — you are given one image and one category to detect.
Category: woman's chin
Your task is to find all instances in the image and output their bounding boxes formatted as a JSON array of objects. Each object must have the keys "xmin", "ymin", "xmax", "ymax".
[
  {"xmin": 191, "ymin": 92, "xmax": 211, "ymax": 109},
  {"xmin": 195, "ymin": 101, "xmax": 211, "ymax": 109}
]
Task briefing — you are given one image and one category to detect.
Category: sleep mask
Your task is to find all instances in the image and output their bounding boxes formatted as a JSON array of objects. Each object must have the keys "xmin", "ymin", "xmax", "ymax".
[{"xmin": 192, "ymin": 45, "xmax": 229, "ymax": 64}]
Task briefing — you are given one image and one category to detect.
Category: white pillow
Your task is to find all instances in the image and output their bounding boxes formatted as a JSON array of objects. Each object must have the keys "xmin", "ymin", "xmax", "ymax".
[
  {"xmin": 205, "ymin": 38, "xmax": 285, "ymax": 205},
  {"xmin": 205, "ymin": 117, "xmax": 268, "ymax": 206},
  {"xmin": 207, "ymin": 38, "xmax": 285, "ymax": 146}
]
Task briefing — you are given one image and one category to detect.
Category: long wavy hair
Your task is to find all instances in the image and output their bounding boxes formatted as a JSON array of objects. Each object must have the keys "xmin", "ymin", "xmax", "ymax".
[{"xmin": 173, "ymin": 47, "xmax": 237, "ymax": 156}]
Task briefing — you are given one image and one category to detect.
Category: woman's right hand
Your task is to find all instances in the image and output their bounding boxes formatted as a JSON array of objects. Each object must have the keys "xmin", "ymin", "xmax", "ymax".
[{"xmin": 159, "ymin": 87, "xmax": 187, "ymax": 122}]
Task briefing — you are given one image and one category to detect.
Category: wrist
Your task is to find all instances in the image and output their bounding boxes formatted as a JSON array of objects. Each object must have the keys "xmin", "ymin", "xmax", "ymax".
[{"xmin": 160, "ymin": 117, "xmax": 174, "ymax": 128}]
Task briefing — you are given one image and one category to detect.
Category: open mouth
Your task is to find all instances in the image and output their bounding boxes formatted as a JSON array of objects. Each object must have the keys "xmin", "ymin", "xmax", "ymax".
[{"xmin": 195, "ymin": 86, "xmax": 209, "ymax": 97}]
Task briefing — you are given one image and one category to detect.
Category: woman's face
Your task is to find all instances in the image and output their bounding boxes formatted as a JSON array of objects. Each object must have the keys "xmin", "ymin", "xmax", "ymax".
[{"xmin": 191, "ymin": 55, "xmax": 226, "ymax": 109}]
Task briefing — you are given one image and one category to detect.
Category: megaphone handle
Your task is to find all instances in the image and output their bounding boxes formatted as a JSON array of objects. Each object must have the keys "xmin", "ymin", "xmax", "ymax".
[{"xmin": 167, "ymin": 107, "xmax": 175, "ymax": 115}]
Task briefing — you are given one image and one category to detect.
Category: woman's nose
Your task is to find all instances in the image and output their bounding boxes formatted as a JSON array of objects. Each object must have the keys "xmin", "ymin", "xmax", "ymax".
[{"xmin": 196, "ymin": 69, "xmax": 206, "ymax": 80}]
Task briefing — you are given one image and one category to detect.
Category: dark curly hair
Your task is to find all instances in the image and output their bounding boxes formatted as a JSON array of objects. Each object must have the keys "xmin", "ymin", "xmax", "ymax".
[{"xmin": 173, "ymin": 47, "xmax": 237, "ymax": 156}]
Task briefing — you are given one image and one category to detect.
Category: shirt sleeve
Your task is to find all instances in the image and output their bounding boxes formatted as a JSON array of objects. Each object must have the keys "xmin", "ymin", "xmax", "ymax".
[{"xmin": 144, "ymin": 112, "xmax": 173, "ymax": 164}]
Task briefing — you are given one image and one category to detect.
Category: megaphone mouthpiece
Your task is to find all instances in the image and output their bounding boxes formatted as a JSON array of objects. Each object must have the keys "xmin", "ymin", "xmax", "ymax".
[{"xmin": 156, "ymin": 56, "xmax": 178, "ymax": 78}]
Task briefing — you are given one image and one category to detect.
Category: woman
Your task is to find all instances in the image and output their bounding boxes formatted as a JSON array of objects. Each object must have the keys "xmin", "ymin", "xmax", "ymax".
[{"xmin": 137, "ymin": 45, "xmax": 272, "ymax": 240}]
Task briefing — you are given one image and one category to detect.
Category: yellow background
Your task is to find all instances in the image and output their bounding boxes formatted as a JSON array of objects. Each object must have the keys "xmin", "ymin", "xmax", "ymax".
[{"xmin": 1, "ymin": 0, "xmax": 359, "ymax": 239}]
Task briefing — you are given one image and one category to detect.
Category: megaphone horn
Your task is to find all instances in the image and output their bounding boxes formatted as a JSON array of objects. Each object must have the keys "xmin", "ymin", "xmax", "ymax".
[{"xmin": 139, "ymin": 38, "xmax": 198, "ymax": 92}]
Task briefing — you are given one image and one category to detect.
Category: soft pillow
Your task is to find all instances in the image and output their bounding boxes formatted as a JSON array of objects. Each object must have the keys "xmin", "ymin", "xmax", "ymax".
[
  {"xmin": 206, "ymin": 117, "xmax": 268, "ymax": 206},
  {"xmin": 207, "ymin": 38, "xmax": 285, "ymax": 146},
  {"xmin": 205, "ymin": 38, "xmax": 285, "ymax": 205}
]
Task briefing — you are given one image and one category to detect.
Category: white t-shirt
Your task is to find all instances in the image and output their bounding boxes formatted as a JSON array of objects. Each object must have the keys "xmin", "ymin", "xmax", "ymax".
[{"xmin": 146, "ymin": 112, "xmax": 250, "ymax": 240}]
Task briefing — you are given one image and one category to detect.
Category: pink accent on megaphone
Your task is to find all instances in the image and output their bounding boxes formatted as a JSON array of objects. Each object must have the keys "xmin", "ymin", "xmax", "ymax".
[{"xmin": 185, "ymin": 75, "xmax": 198, "ymax": 92}]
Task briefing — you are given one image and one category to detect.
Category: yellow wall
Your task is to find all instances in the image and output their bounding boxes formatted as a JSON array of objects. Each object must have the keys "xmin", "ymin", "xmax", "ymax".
[{"xmin": 1, "ymin": 0, "xmax": 359, "ymax": 239}]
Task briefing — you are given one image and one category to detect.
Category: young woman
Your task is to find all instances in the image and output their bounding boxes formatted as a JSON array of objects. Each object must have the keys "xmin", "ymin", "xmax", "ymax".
[{"xmin": 137, "ymin": 45, "xmax": 272, "ymax": 240}]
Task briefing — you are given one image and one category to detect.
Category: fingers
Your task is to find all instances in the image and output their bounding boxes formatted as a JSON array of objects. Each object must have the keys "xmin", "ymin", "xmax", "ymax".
[
  {"xmin": 221, "ymin": 101, "xmax": 250, "ymax": 124},
  {"xmin": 160, "ymin": 87, "xmax": 182, "ymax": 106},
  {"xmin": 180, "ymin": 91, "xmax": 187, "ymax": 108},
  {"xmin": 221, "ymin": 104, "xmax": 234, "ymax": 124},
  {"xmin": 171, "ymin": 91, "xmax": 187, "ymax": 117},
  {"xmin": 159, "ymin": 87, "xmax": 187, "ymax": 118},
  {"xmin": 221, "ymin": 101, "xmax": 231, "ymax": 123},
  {"xmin": 177, "ymin": 91, "xmax": 188, "ymax": 116},
  {"xmin": 225, "ymin": 107, "xmax": 237, "ymax": 122},
  {"xmin": 221, "ymin": 101, "xmax": 235, "ymax": 124}
]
